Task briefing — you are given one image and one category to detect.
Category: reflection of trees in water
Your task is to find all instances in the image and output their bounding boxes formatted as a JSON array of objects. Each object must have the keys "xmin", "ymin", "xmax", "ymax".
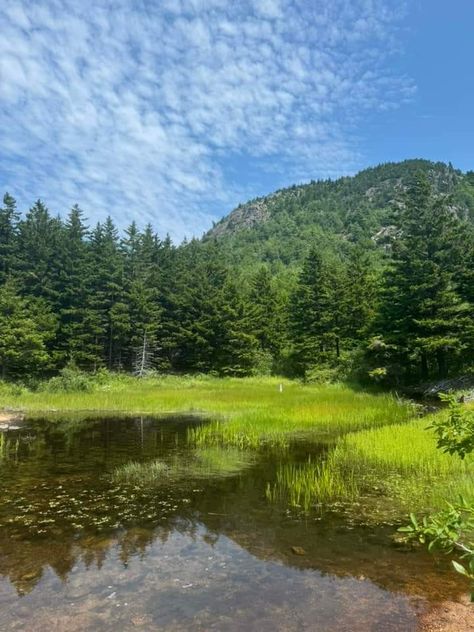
[
  {"xmin": 0, "ymin": 518, "xmax": 202, "ymax": 596},
  {"xmin": 0, "ymin": 476, "xmax": 466, "ymax": 603},
  {"xmin": 0, "ymin": 415, "xmax": 467, "ymax": 603}
]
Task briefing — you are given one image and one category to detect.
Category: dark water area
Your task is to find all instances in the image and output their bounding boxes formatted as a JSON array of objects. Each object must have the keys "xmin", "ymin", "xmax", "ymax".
[{"xmin": 0, "ymin": 415, "xmax": 467, "ymax": 631}]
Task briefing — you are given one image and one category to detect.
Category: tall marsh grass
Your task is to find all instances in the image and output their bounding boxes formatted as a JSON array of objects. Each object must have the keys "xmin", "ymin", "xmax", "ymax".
[
  {"xmin": 266, "ymin": 410, "xmax": 474, "ymax": 517},
  {"xmin": 328, "ymin": 412, "xmax": 474, "ymax": 514},
  {"xmin": 266, "ymin": 458, "xmax": 357, "ymax": 512}
]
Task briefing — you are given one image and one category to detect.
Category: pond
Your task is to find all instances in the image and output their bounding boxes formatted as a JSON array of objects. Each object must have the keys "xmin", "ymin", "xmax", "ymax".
[{"xmin": 0, "ymin": 414, "xmax": 467, "ymax": 631}]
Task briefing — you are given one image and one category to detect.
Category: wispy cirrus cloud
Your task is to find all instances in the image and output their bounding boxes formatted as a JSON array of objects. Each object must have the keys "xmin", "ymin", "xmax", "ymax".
[{"xmin": 0, "ymin": 0, "xmax": 414, "ymax": 240}]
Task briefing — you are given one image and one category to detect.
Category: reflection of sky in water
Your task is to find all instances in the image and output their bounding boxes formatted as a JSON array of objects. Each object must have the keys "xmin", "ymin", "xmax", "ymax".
[
  {"xmin": 0, "ymin": 415, "xmax": 467, "ymax": 630},
  {"xmin": 3, "ymin": 526, "xmax": 419, "ymax": 632}
]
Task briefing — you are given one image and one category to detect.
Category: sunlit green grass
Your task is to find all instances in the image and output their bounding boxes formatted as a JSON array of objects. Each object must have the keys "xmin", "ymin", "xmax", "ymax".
[
  {"xmin": 330, "ymin": 412, "xmax": 474, "ymax": 512},
  {"xmin": 0, "ymin": 375, "xmax": 414, "ymax": 448},
  {"xmin": 266, "ymin": 457, "xmax": 357, "ymax": 512},
  {"xmin": 267, "ymin": 411, "xmax": 474, "ymax": 518},
  {"xmin": 113, "ymin": 459, "xmax": 169, "ymax": 485}
]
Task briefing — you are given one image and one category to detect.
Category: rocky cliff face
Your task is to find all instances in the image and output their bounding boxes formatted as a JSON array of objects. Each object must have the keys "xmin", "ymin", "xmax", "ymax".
[{"xmin": 209, "ymin": 199, "xmax": 272, "ymax": 238}]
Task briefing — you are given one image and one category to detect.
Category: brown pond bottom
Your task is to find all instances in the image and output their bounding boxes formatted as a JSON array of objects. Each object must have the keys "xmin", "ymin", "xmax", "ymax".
[{"xmin": 0, "ymin": 527, "xmax": 442, "ymax": 631}]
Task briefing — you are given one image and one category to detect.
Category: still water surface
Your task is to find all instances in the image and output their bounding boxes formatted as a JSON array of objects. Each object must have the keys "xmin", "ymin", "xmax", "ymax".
[{"xmin": 0, "ymin": 415, "xmax": 467, "ymax": 631}]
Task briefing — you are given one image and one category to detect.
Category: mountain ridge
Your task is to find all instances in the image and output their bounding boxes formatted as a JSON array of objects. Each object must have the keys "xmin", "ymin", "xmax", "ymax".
[{"xmin": 204, "ymin": 159, "xmax": 474, "ymax": 269}]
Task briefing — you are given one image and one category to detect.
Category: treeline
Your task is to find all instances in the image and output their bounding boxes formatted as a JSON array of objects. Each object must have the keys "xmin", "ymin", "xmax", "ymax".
[{"xmin": 0, "ymin": 173, "xmax": 473, "ymax": 384}]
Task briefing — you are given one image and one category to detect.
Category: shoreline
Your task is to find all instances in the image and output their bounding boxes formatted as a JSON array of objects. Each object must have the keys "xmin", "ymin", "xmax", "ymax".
[{"xmin": 419, "ymin": 596, "xmax": 474, "ymax": 631}]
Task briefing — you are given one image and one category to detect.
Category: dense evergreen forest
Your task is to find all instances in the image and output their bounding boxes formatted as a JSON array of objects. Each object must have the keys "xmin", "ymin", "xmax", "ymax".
[{"xmin": 1, "ymin": 160, "xmax": 473, "ymax": 385}]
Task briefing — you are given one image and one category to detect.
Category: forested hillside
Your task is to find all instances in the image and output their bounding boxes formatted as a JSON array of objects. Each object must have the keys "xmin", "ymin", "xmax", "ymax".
[
  {"xmin": 206, "ymin": 159, "xmax": 474, "ymax": 270},
  {"xmin": 0, "ymin": 160, "xmax": 473, "ymax": 384}
]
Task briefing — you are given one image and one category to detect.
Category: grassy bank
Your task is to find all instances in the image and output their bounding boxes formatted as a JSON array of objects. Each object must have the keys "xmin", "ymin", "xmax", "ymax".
[
  {"xmin": 267, "ymin": 408, "xmax": 474, "ymax": 517},
  {"xmin": 331, "ymin": 412, "xmax": 474, "ymax": 510},
  {"xmin": 0, "ymin": 375, "xmax": 414, "ymax": 448}
]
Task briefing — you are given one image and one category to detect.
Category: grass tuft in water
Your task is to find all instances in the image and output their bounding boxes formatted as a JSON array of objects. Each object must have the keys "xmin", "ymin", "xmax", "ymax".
[
  {"xmin": 112, "ymin": 447, "xmax": 254, "ymax": 486},
  {"xmin": 113, "ymin": 460, "xmax": 169, "ymax": 485},
  {"xmin": 266, "ymin": 457, "xmax": 357, "ymax": 513}
]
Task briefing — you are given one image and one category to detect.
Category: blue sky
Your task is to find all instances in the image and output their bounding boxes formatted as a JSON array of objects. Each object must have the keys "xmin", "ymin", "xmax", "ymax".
[{"xmin": 0, "ymin": 1, "xmax": 472, "ymax": 241}]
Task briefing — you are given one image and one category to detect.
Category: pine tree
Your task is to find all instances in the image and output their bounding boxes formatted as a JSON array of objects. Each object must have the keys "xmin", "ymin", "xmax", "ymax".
[
  {"xmin": 290, "ymin": 248, "xmax": 335, "ymax": 375},
  {"xmin": 88, "ymin": 218, "xmax": 125, "ymax": 369},
  {"xmin": 16, "ymin": 200, "xmax": 62, "ymax": 303},
  {"xmin": 341, "ymin": 247, "xmax": 379, "ymax": 344},
  {"xmin": 53, "ymin": 206, "xmax": 98, "ymax": 367},
  {"xmin": 0, "ymin": 193, "xmax": 20, "ymax": 284},
  {"xmin": 213, "ymin": 280, "xmax": 258, "ymax": 375},
  {"xmin": 248, "ymin": 266, "xmax": 287, "ymax": 358},
  {"xmin": 121, "ymin": 223, "xmax": 161, "ymax": 370},
  {"xmin": 377, "ymin": 174, "xmax": 468, "ymax": 381},
  {"xmin": 0, "ymin": 281, "xmax": 51, "ymax": 379}
]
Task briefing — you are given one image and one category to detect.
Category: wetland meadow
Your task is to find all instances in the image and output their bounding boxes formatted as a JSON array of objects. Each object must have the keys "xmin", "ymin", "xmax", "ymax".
[{"xmin": 0, "ymin": 375, "xmax": 473, "ymax": 630}]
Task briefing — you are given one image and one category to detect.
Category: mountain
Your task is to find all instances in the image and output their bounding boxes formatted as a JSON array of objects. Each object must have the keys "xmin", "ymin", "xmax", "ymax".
[{"xmin": 204, "ymin": 159, "xmax": 474, "ymax": 271}]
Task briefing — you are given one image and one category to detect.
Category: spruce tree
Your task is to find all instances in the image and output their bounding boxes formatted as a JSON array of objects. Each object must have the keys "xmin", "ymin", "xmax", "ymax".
[
  {"xmin": 290, "ymin": 248, "xmax": 335, "ymax": 375},
  {"xmin": 248, "ymin": 266, "xmax": 287, "ymax": 359},
  {"xmin": 377, "ymin": 174, "xmax": 468, "ymax": 381},
  {"xmin": 121, "ymin": 223, "xmax": 161, "ymax": 371},
  {"xmin": 213, "ymin": 280, "xmax": 258, "ymax": 375},
  {"xmin": 16, "ymin": 200, "xmax": 62, "ymax": 303},
  {"xmin": 0, "ymin": 193, "xmax": 20, "ymax": 284},
  {"xmin": 88, "ymin": 218, "xmax": 125, "ymax": 369},
  {"xmin": 0, "ymin": 281, "xmax": 51, "ymax": 379},
  {"xmin": 53, "ymin": 206, "xmax": 97, "ymax": 367}
]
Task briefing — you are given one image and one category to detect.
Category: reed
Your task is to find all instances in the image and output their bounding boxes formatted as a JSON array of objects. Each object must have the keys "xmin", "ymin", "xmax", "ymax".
[{"xmin": 266, "ymin": 457, "xmax": 357, "ymax": 512}]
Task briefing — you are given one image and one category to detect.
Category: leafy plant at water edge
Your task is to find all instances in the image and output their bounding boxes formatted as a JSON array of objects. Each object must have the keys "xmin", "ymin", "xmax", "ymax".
[
  {"xmin": 401, "ymin": 397, "xmax": 474, "ymax": 598},
  {"xmin": 399, "ymin": 499, "xmax": 474, "ymax": 600},
  {"xmin": 429, "ymin": 394, "xmax": 474, "ymax": 459}
]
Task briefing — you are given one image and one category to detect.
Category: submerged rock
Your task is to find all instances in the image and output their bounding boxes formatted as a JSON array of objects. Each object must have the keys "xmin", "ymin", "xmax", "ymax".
[{"xmin": 290, "ymin": 546, "xmax": 306, "ymax": 556}]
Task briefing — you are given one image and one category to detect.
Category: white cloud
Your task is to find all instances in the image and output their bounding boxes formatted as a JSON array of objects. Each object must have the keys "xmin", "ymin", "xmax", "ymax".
[{"xmin": 0, "ymin": 0, "xmax": 414, "ymax": 241}]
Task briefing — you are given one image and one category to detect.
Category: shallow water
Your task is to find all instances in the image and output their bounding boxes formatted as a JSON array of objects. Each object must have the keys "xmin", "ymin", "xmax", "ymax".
[{"xmin": 0, "ymin": 414, "xmax": 469, "ymax": 631}]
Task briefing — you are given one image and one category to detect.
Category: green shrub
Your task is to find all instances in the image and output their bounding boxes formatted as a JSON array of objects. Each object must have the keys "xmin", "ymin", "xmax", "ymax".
[{"xmin": 41, "ymin": 363, "xmax": 94, "ymax": 393}]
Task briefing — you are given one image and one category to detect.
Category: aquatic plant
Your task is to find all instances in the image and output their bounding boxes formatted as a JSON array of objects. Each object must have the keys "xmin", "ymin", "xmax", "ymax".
[
  {"xmin": 327, "ymin": 412, "xmax": 474, "ymax": 513},
  {"xmin": 112, "ymin": 448, "xmax": 254, "ymax": 486},
  {"xmin": 191, "ymin": 447, "xmax": 254, "ymax": 477},
  {"xmin": 266, "ymin": 457, "xmax": 356, "ymax": 512},
  {"xmin": 113, "ymin": 460, "xmax": 169, "ymax": 485}
]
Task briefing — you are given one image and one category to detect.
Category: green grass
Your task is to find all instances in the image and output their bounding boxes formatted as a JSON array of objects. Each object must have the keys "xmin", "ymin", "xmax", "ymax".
[
  {"xmin": 266, "ymin": 410, "xmax": 474, "ymax": 518},
  {"xmin": 266, "ymin": 457, "xmax": 357, "ymax": 512},
  {"xmin": 113, "ymin": 459, "xmax": 169, "ymax": 485},
  {"xmin": 329, "ymin": 412, "xmax": 474, "ymax": 512},
  {"xmin": 2, "ymin": 374, "xmax": 471, "ymax": 522},
  {"xmin": 0, "ymin": 375, "xmax": 415, "ymax": 449}
]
